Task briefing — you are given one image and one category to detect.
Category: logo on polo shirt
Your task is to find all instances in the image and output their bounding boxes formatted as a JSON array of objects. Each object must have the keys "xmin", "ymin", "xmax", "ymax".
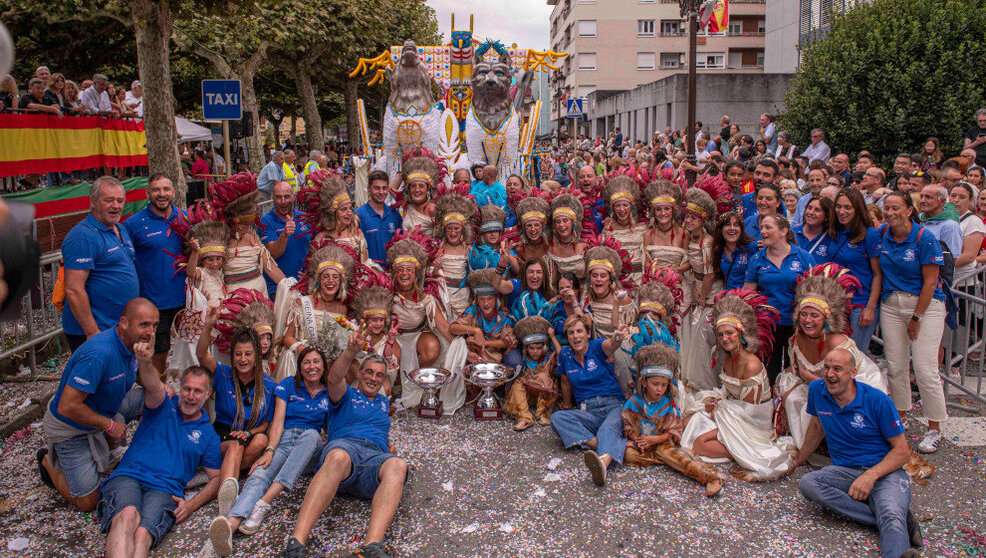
[
  {"xmin": 108, "ymin": 246, "xmax": 120, "ymax": 253},
  {"xmin": 147, "ymin": 231, "xmax": 162, "ymax": 237},
  {"xmin": 851, "ymin": 413, "xmax": 867, "ymax": 429},
  {"xmin": 108, "ymin": 373, "xmax": 125, "ymax": 381},
  {"xmin": 903, "ymin": 249, "xmax": 916, "ymax": 262},
  {"xmin": 187, "ymin": 430, "xmax": 202, "ymax": 444},
  {"xmin": 74, "ymin": 257, "xmax": 93, "ymax": 264},
  {"xmin": 388, "ymin": 223, "xmax": 396, "ymax": 233},
  {"xmin": 737, "ymin": 254, "xmax": 748, "ymax": 265},
  {"xmin": 73, "ymin": 377, "xmax": 91, "ymax": 386},
  {"xmin": 586, "ymin": 359, "xmax": 597, "ymax": 371},
  {"xmin": 319, "ymin": 399, "xmax": 328, "ymax": 410},
  {"xmin": 790, "ymin": 261, "xmax": 802, "ymax": 272}
]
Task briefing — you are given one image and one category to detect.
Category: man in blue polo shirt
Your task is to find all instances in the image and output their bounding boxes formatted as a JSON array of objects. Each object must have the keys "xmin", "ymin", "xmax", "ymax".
[
  {"xmin": 39, "ymin": 298, "xmax": 157, "ymax": 512},
  {"xmin": 261, "ymin": 181, "xmax": 313, "ymax": 296},
  {"xmin": 100, "ymin": 339, "xmax": 221, "ymax": 557},
  {"xmin": 282, "ymin": 336, "xmax": 408, "ymax": 558},
  {"xmin": 122, "ymin": 173, "xmax": 186, "ymax": 373},
  {"xmin": 793, "ymin": 348, "xmax": 922, "ymax": 558},
  {"xmin": 357, "ymin": 170, "xmax": 402, "ymax": 268},
  {"xmin": 62, "ymin": 176, "xmax": 140, "ymax": 351}
]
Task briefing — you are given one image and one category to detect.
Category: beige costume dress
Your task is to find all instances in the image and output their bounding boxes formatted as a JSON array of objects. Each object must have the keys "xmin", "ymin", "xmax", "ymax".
[
  {"xmin": 402, "ymin": 205, "xmax": 434, "ymax": 236},
  {"xmin": 586, "ymin": 296, "xmax": 638, "ymax": 396},
  {"xmin": 224, "ymin": 240, "xmax": 275, "ymax": 298},
  {"xmin": 333, "ymin": 232, "xmax": 374, "ymax": 270},
  {"xmin": 644, "ymin": 242, "xmax": 686, "ymax": 280},
  {"xmin": 393, "ymin": 292, "xmax": 468, "ymax": 414},
  {"xmin": 777, "ymin": 337, "xmax": 888, "ymax": 449},
  {"xmin": 547, "ymin": 247, "xmax": 586, "ymax": 287},
  {"xmin": 679, "ymin": 237, "xmax": 720, "ymax": 391},
  {"xmin": 438, "ymin": 252, "xmax": 470, "ymax": 317},
  {"xmin": 604, "ymin": 222, "xmax": 648, "ymax": 284},
  {"xmin": 274, "ymin": 296, "xmax": 346, "ymax": 381},
  {"xmin": 680, "ymin": 366, "xmax": 795, "ymax": 479}
]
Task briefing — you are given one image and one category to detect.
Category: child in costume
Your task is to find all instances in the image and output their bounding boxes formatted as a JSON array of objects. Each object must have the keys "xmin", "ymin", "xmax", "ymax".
[
  {"xmin": 449, "ymin": 269, "xmax": 519, "ymax": 366},
  {"xmin": 512, "ymin": 193, "xmax": 550, "ymax": 264},
  {"xmin": 214, "ymin": 288, "xmax": 278, "ymax": 377},
  {"xmin": 506, "ymin": 316, "xmax": 560, "ymax": 431},
  {"xmin": 469, "ymin": 204, "xmax": 517, "ymax": 274},
  {"xmin": 351, "ymin": 272, "xmax": 401, "ymax": 394},
  {"xmin": 186, "ymin": 220, "xmax": 231, "ymax": 310},
  {"xmin": 622, "ymin": 342, "xmax": 726, "ymax": 497},
  {"xmin": 297, "ymin": 170, "xmax": 373, "ymax": 268},
  {"xmin": 433, "ymin": 183, "xmax": 478, "ymax": 317}
]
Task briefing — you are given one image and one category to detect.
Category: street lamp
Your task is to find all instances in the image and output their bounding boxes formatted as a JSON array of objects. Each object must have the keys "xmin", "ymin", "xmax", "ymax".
[{"xmin": 679, "ymin": 0, "xmax": 704, "ymax": 186}]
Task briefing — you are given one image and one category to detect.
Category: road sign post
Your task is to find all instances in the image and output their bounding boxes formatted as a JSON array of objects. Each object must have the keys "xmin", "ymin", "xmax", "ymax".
[{"xmin": 202, "ymin": 80, "xmax": 242, "ymax": 178}]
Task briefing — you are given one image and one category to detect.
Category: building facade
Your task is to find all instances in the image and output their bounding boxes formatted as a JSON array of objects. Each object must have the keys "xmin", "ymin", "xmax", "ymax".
[
  {"xmin": 765, "ymin": 0, "xmax": 865, "ymax": 73},
  {"xmin": 547, "ymin": 0, "xmax": 768, "ymax": 133}
]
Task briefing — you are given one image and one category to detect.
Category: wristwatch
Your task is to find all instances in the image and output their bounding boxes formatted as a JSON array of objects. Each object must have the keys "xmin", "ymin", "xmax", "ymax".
[{"xmin": 910, "ymin": 313, "xmax": 922, "ymax": 323}]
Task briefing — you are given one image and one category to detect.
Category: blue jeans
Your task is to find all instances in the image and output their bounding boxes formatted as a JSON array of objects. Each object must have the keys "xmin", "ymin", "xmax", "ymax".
[
  {"xmin": 228, "ymin": 428, "xmax": 322, "ymax": 519},
  {"xmin": 504, "ymin": 348, "xmax": 523, "ymax": 370},
  {"xmin": 799, "ymin": 466, "xmax": 911, "ymax": 558},
  {"xmin": 53, "ymin": 386, "xmax": 145, "ymax": 498},
  {"xmin": 850, "ymin": 305, "xmax": 879, "ymax": 357},
  {"xmin": 549, "ymin": 395, "xmax": 626, "ymax": 465},
  {"xmin": 98, "ymin": 475, "xmax": 177, "ymax": 548},
  {"xmin": 318, "ymin": 438, "xmax": 397, "ymax": 500}
]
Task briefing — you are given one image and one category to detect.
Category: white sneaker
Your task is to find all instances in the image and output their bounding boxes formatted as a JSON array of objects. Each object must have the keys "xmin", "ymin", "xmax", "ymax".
[
  {"xmin": 238, "ymin": 499, "xmax": 271, "ymax": 535},
  {"xmin": 209, "ymin": 516, "xmax": 233, "ymax": 557},
  {"xmin": 217, "ymin": 478, "xmax": 239, "ymax": 517},
  {"xmin": 917, "ymin": 429, "xmax": 942, "ymax": 454}
]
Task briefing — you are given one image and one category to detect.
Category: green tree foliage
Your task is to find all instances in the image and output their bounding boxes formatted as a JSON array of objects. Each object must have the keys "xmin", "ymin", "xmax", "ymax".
[{"xmin": 781, "ymin": 0, "xmax": 986, "ymax": 165}]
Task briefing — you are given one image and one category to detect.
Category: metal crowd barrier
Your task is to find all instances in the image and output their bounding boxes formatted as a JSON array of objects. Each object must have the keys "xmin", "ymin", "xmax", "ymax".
[
  {"xmin": 939, "ymin": 266, "xmax": 986, "ymax": 412},
  {"xmin": 0, "ymin": 251, "xmax": 64, "ymax": 376}
]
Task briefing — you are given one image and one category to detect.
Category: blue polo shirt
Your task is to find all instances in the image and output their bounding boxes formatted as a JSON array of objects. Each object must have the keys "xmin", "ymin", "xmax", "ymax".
[
  {"xmin": 742, "ymin": 191, "xmax": 788, "ymax": 220},
  {"xmin": 806, "ymin": 379, "xmax": 904, "ymax": 468},
  {"xmin": 356, "ymin": 202, "xmax": 402, "ymax": 267},
  {"xmin": 878, "ymin": 225, "xmax": 945, "ymax": 302},
  {"xmin": 326, "ymin": 385, "xmax": 391, "ymax": 452},
  {"xmin": 826, "ymin": 228, "xmax": 881, "ymax": 306},
  {"xmin": 61, "ymin": 214, "xmax": 139, "ymax": 335},
  {"xmin": 50, "ymin": 327, "xmax": 137, "ymax": 430},
  {"xmin": 122, "ymin": 205, "xmax": 186, "ymax": 310},
  {"xmin": 260, "ymin": 208, "xmax": 313, "ymax": 295},
  {"xmin": 274, "ymin": 377, "xmax": 329, "ymax": 431},
  {"xmin": 793, "ymin": 225, "xmax": 831, "ymax": 260},
  {"xmin": 213, "ymin": 363, "xmax": 276, "ymax": 429},
  {"xmin": 108, "ymin": 395, "xmax": 221, "ymax": 497},
  {"xmin": 556, "ymin": 338, "xmax": 624, "ymax": 404},
  {"xmin": 720, "ymin": 243, "xmax": 757, "ymax": 290},
  {"xmin": 745, "ymin": 244, "xmax": 816, "ymax": 326}
]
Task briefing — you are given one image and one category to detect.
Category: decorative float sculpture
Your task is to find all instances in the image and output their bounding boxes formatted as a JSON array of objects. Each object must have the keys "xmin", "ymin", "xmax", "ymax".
[{"xmin": 350, "ymin": 14, "xmax": 567, "ymax": 178}]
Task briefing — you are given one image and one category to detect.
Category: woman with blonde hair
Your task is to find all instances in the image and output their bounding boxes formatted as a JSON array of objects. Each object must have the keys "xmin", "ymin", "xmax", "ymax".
[{"xmin": 300, "ymin": 171, "xmax": 372, "ymax": 267}]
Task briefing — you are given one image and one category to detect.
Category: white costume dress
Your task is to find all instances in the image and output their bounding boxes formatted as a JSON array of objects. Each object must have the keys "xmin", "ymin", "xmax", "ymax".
[
  {"xmin": 678, "ymin": 238, "xmax": 720, "ymax": 391},
  {"xmin": 438, "ymin": 252, "xmax": 470, "ymax": 317},
  {"xmin": 393, "ymin": 293, "xmax": 468, "ymax": 414},
  {"xmin": 224, "ymin": 242, "xmax": 274, "ymax": 299},
  {"xmin": 603, "ymin": 223, "xmax": 648, "ymax": 284},
  {"xmin": 777, "ymin": 337, "xmax": 889, "ymax": 449},
  {"xmin": 680, "ymin": 366, "xmax": 795, "ymax": 479},
  {"xmin": 465, "ymin": 106, "xmax": 522, "ymax": 177},
  {"xmin": 401, "ymin": 205, "xmax": 434, "ymax": 237},
  {"xmin": 167, "ymin": 269, "xmax": 225, "ymax": 373}
]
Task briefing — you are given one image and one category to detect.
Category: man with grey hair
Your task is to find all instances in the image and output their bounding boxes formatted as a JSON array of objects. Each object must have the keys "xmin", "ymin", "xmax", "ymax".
[
  {"xmin": 800, "ymin": 128, "xmax": 831, "ymax": 163},
  {"xmin": 963, "ymin": 108, "xmax": 986, "ymax": 167},
  {"xmin": 857, "ymin": 167, "xmax": 887, "ymax": 204},
  {"xmin": 774, "ymin": 130, "xmax": 797, "ymax": 160},
  {"xmin": 919, "ymin": 183, "xmax": 963, "ymax": 257},
  {"xmin": 80, "ymin": 74, "xmax": 118, "ymax": 117},
  {"xmin": 302, "ymin": 149, "xmax": 322, "ymax": 184},
  {"xmin": 256, "ymin": 150, "xmax": 286, "ymax": 202},
  {"xmin": 61, "ymin": 176, "xmax": 139, "ymax": 351}
]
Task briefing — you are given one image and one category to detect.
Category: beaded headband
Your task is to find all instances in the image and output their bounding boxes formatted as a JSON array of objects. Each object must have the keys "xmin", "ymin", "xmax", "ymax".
[
  {"xmin": 715, "ymin": 316, "xmax": 744, "ymax": 331},
  {"xmin": 610, "ymin": 192, "xmax": 634, "ymax": 203},
  {"xmin": 522, "ymin": 333, "xmax": 548, "ymax": 345},
  {"xmin": 521, "ymin": 211, "xmax": 546, "ymax": 223},
  {"xmin": 686, "ymin": 202, "xmax": 708, "ymax": 217},
  {"xmin": 639, "ymin": 301, "xmax": 667, "ymax": 315},
  {"xmin": 553, "ymin": 207, "xmax": 577, "ymax": 220},
  {"xmin": 406, "ymin": 172, "xmax": 433, "ymax": 184},
  {"xmin": 651, "ymin": 196, "xmax": 675, "ymax": 206},
  {"xmin": 199, "ymin": 245, "xmax": 226, "ymax": 255},
  {"xmin": 640, "ymin": 365, "xmax": 674, "ymax": 380},
  {"xmin": 331, "ymin": 193, "xmax": 351, "ymax": 209},
  {"xmin": 317, "ymin": 260, "xmax": 345, "ymax": 275},
  {"xmin": 587, "ymin": 259, "xmax": 615, "ymax": 273},
  {"xmin": 254, "ymin": 324, "xmax": 272, "ymax": 337},
  {"xmin": 798, "ymin": 297, "xmax": 831, "ymax": 316},
  {"xmin": 479, "ymin": 221, "xmax": 504, "ymax": 233},
  {"xmin": 394, "ymin": 256, "xmax": 420, "ymax": 268},
  {"xmin": 443, "ymin": 213, "xmax": 466, "ymax": 225}
]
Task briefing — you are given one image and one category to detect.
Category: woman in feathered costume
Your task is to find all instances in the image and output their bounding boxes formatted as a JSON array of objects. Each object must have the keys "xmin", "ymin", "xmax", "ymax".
[
  {"xmin": 642, "ymin": 179, "xmax": 686, "ymax": 276},
  {"xmin": 601, "ymin": 173, "xmax": 648, "ymax": 284},
  {"xmin": 214, "ymin": 288, "xmax": 278, "ymax": 376},
  {"xmin": 212, "ymin": 172, "xmax": 286, "ymax": 299},
  {"xmin": 513, "ymin": 194, "xmax": 550, "ymax": 263},
  {"xmin": 397, "ymin": 148, "xmax": 444, "ymax": 236},
  {"xmin": 546, "ymin": 192, "xmax": 589, "ymax": 285},
  {"xmin": 582, "ymin": 240, "xmax": 635, "ymax": 339},
  {"xmin": 297, "ymin": 170, "xmax": 372, "ymax": 268},
  {"xmin": 387, "ymin": 231, "xmax": 468, "ymax": 414},
  {"xmin": 680, "ymin": 290, "xmax": 796, "ymax": 481},
  {"xmin": 433, "ymin": 183, "xmax": 478, "ymax": 317},
  {"xmin": 622, "ymin": 342, "xmax": 726, "ymax": 496}
]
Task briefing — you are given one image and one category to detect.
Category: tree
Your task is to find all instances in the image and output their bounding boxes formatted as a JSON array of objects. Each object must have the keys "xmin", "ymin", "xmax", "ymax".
[{"xmin": 781, "ymin": 0, "xmax": 986, "ymax": 166}]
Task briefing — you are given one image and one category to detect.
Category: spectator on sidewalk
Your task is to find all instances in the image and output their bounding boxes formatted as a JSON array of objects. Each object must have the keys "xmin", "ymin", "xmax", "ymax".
[
  {"xmin": 189, "ymin": 148, "xmax": 212, "ymax": 179},
  {"xmin": 80, "ymin": 74, "xmax": 119, "ymax": 117},
  {"xmin": 793, "ymin": 348, "xmax": 922, "ymax": 558},
  {"xmin": 62, "ymin": 176, "xmax": 140, "ymax": 351},
  {"xmin": 19, "ymin": 77, "xmax": 62, "ymax": 116},
  {"xmin": 38, "ymin": 298, "xmax": 157, "ymax": 512},
  {"xmin": 99, "ymin": 340, "xmax": 221, "ymax": 557},
  {"xmin": 122, "ymin": 173, "xmax": 187, "ymax": 374},
  {"xmin": 801, "ymin": 128, "xmax": 831, "ymax": 164},
  {"xmin": 123, "ymin": 80, "xmax": 143, "ymax": 117},
  {"xmin": 257, "ymin": 151, "xmax": 285, "ymax": 202},
  {"xmin": 62, "ymin": 80, "xmax": 87, "ymax": 116}
]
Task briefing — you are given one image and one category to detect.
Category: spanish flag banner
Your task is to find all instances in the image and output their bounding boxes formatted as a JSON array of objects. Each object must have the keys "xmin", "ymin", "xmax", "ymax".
[
  {"xmin": 707, "ymin": 0, "xmax": 729, "ymax": 34},
  {"xmin": 0, "ymin": 114, "xmax": 148, "ymax": 177}
]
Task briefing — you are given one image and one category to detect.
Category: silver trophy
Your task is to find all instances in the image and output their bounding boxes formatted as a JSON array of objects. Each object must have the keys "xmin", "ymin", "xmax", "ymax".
[
  {"xmin": 408, "ymin": 367, "xmax": 453, "ymax": 419},
  {"xmin": 464, "ymin": 363, "xmax": 519, "ymax": 421}
]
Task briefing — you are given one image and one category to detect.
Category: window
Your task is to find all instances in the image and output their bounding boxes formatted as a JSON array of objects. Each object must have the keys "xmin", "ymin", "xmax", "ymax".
[
  {"xmin": 579, "ymin": 0, "xmax": 597, "ymax": 3},
  {"xmin": 637, "ymin": 19, "xmax": 656, "ymax": 36},
  {"xmin": 637, "ymin": 52, "xmax": 656, "ymax": 70},
  {"xmin": 696, "ymin": 53, "xmax": 725, "ymax": 69},
  {"xmin": 758, "ymin": 19, "xmax": 767, "ymax": 34},
  {"xmin": 660, "ymin": 20, "xmax": 681, "ymax": 36},
  {"xmin": 578, "ymin": 52, "xmax": 597, "ymax": 70},
  {"xmin": 728, "ymin": 22, "xmax": 742, "ymax": 35},
  {"xmin": 728, "ymin": 52, "xmax": 742, "ymax": 69},
  {"xmin": 660, "ymin": 52, "xmax": 681, "ymax": 69},
  {"xmin": 578, "ymin": 85, "xmax": 596, "ymax": 98},
  {"xmin": 756, "ymin": 51, "xmax": 765, "ymax": 67},
  {"xmin": 578, "ymin": 20, "xmax": 597, "ymax": 36}
]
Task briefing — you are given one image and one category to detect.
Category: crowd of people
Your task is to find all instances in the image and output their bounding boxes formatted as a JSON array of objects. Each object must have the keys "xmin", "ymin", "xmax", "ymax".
[{"xmin": 32, "ymin": 108, "xmax": 986, "ymax": 558}]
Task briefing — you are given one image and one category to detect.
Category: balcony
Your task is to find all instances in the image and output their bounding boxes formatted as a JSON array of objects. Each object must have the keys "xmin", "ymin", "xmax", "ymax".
[{"xmin": 727, "ymin": 30, "xmax": 765, "ymax": 37}]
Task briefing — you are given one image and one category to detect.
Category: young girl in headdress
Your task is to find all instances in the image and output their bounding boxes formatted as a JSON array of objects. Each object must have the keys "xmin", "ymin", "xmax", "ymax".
[
  {"xmin": 433, "ymin": 183, "xmax": 478, "ymax": 317},
  {"xmin": 622, "ymin": 342, "xmax": 725, "ymax": 497},
  {"xmin": 601, "ymin": 174, "xmax": 647, "ymax": 284},
  {"xmin": 469, "ymin": 204, "xmax": 518, "ymax": 274},
  {"xmin": 185, "ymin": 219, "xmax": 231, "ymax": 310},
  {"xmin": 506, "ymin": 316, "xmax": 560, "ymax": 431},
  {"xmin": 449, "ymin": 269, "xmax": 518, "ymax": 366},
  {"xmin": 351, "ymin": 274, "xmax": 401, "ymax": 394},
  {"xmin": 546, "ymin": 192, "xmax": 589, "ymax": 286}
]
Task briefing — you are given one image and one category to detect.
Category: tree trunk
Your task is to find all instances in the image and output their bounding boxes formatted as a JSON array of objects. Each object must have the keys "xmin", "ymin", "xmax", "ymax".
[
  {"xmin": 238, "ymin": 74, "xmax": 265, "ymax": 174},
  {"xmin": 292, "ymin": 61, "xmax": 324, "ymax": 151},
  {"xmin": 128, "ymin": 0, "xmax": 186, "ymax": 203},
  {"xmin": 289, "ymin": 115, "xmax": 297, "ymax": 147},
  {"xmin": 345, "ymin": 78, "xmax": 359, "ymax": 153}
]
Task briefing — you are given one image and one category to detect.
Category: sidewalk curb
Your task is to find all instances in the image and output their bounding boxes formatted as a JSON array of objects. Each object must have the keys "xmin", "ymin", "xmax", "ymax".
[{"xmin": 0, "ymin": 385, "xmax": 58, "ymax": 439}]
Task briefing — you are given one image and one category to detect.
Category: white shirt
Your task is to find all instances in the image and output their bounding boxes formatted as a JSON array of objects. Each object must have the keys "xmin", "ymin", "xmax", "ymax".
[
  {"xmin": 800, "ymin": 140, "xmax": 831, "ymax": 164},
  {"xmin": 123, "ymin": 91, "xmax": 143, "ymax": 117},
  {"xmin": 956, "ymin": 212, "xmax": 986, "ymax": 282},
  {"xmin": 80, "ymin": 86, "xmax": 112, "ymax": 115}
]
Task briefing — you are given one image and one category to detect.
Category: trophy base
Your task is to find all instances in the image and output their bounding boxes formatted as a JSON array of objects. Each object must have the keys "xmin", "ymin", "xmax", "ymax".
[
  {"xmin": 418, "ymin": 403, "xmax": 443, "ymax": 419},
  {"xmin": 474, "ymin": 406, "xmax": 503, "ymax": 421}
]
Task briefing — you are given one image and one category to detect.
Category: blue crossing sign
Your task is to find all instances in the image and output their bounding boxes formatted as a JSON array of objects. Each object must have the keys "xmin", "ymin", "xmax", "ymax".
[
  {"xmin": 566, "ymin": 98, "xmax": 584, "ymax": 118},
  {"xmin": 201, "ymin": 80, "xmax": 242, "ymax": 120}
]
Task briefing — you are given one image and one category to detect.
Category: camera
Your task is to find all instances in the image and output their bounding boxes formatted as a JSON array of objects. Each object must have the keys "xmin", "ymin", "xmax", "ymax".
[{"xmin": 0, "ymin": 201, "xmax": 41, "ymax": 319}]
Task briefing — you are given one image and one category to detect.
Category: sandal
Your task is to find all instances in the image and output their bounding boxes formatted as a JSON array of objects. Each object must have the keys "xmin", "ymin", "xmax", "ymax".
[
  {"xmin": 37, "ymin": 448, "xmax": 53, "ymax": 488},
  {"xmin": 513, "ymin": 420, "xmax": 533, "ymax": 431}
]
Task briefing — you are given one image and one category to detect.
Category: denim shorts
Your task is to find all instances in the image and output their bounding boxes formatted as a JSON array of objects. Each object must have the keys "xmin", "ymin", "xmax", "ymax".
[
  {"xmin": 98, "ymin": 475, "xmax": 177, "ymax": 548},
  {"xmin": 319, "ymin": 438, "xmax": 397, "ymax": 500}
]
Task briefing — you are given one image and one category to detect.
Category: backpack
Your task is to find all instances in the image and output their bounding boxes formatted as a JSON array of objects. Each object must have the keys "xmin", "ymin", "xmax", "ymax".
[{"xmin": 52, "ymin": 259, "xmax": 65, "ymax": 311}]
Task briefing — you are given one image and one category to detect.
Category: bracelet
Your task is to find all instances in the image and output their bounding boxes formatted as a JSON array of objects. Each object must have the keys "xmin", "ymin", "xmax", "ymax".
[
  {"xmin": 101, "ymin": 417, "xmax": 116, "ymax": 433},
  {"xmin": 264, "ymin": 447, "xmax": 275, "ymax": 454}
]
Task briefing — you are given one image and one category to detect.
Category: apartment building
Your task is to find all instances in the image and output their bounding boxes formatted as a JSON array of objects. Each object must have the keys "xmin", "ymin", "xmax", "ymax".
[
  {"xmin": 547, "ymin": 0, "xmax": 768, "ymax": 129},
  {"xmin": 765, "ymin": 0, "xmax": 865, "ymax": 73}
]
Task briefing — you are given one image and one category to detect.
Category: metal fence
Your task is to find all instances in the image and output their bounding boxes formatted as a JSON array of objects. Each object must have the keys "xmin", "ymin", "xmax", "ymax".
[
  {"xmin": 0, "ymin": 251, "xmax": 64, "ymax": 376},
  {"xmin": 939, "ymin": 267, "xmax": 986, "ymax": 413}
]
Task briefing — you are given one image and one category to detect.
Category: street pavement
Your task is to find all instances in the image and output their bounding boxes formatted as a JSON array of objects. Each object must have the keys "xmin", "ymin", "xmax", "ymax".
[{"xmin": 1, "ymin": 409, "xmax": 984, "ymax": 558}]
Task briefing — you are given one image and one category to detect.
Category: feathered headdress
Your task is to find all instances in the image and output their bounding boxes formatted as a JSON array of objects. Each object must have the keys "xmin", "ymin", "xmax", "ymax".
[
  {"xmin": 794, "ymin": 263, "xmax": 862, "ymax": 335},
  {"xmin": 584, "ymin": 235, "xmax": 634, "ymax": 289},
  {"xmin": 295, "ymin": 170, "xmax": 351, "ymax": 233},
  {"xmin": 299, "ymin": 243, "xmax": 357, "ymax": 300},
  {"xmin": 602, "ymin": 175, "xmax": 641, "ymax": 217},
  {"xmin": 351, "ymin": 270, "xmax": 395, "ymax": 325},
  {"xmin": 549, "ymin": 192, "xmax": 586, "ymax": 241},
  {"xmin": 684, "ymin": 187, "xmax": 718, "ymax": 230},
  {"xmin": 434, "ymin": 187, "xmax": 478, "ymax": 243},
  {"xmin": 690, "ymin": 173, "xmax": 734, "ymax": 217},
  {"xmin": 711, "ymin": 289, "xmax": 780, "ymax": 361},
  {"xmin": 643, "ymin": 179, "xmax": 683, "ymax": 221},
  {"xmin": 403, "ymin": 147, "xmax": 446, "ymax": 188},
  {"xmin": 209, "ymin": 172, "xmax": 259, "ymax": 224},
  {"xmin": 213, "ymin": 288, "xmax": 275, "ymax": 353},
  {"xmin": 465, "ymin": 268, "xmax": 500, "ymax": 297},
  {"xmin": 169, "ymin": 199, "xmax": 224, "ymax": 242},
  {"xmin": 387, "ymin": 230, "xmax": 442, "ymax": 299},
  {"xmin": 477, "ymin": 204, "xmax": 507, "ymax": 235},
  {"xmin": 633, "ymin": 342, "xmax": 680, "ymax": 397},
  {"xmin": 513, "ymin": 315, "xmax": 551, "ymax": 346},
  {"xmin": 636, "ymin": 281, "xmax": 679, "ymax": 335},
  {"xmin": 165, "ymin": 201, "xmax": 229, "ymax": 276}
]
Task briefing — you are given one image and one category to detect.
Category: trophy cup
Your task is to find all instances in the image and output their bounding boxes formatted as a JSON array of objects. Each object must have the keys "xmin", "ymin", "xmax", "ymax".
[
  {"xmin": 464, "ymin": 363, "xmax": 518, "ymax": 421},
  {"xmin": 408, "ymin": 368, "xmax": 453, "ymax": 419}
]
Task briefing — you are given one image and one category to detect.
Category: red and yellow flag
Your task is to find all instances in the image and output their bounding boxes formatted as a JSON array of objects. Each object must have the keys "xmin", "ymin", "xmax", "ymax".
[
  {"xmin": 708, "ymin": 0, "xmax": 729, "ymax": 33},
  {"xmin": 0, "ymin": 114, "xmax": 147, "ymax": 177}
]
